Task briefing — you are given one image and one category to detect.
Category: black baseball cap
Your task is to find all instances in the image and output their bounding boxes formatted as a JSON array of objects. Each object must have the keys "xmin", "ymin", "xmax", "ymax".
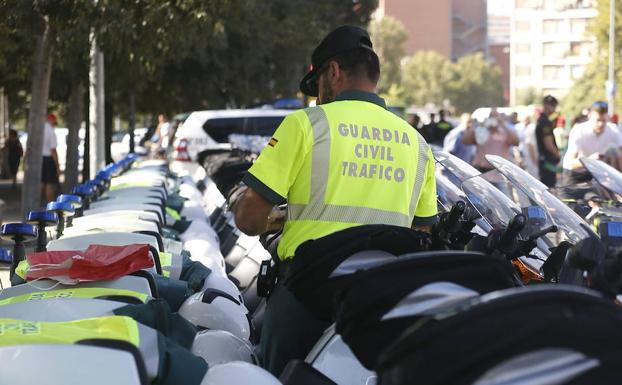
[{"xmin": 300, "ymin": 25, "xmax": 376, "ymax": 97}]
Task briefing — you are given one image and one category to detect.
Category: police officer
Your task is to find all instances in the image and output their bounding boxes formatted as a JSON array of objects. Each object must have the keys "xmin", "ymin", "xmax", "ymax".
[{"xmin": 233, "ymin": 25, "xmax": 437, "ymax": 375}]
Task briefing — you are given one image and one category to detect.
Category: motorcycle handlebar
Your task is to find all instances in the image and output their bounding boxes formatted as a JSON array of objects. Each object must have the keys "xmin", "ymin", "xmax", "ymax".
[
  {"xmin": 499, "ymin": 214, "xmax": 526, "ymax": 247},
  {"xmin": 442, "ymin": 201, "xmax": 466, "ymax": 229},
  {"xmin": 528, "ymin": 225, "xmax": 558, "ymax": 242}
]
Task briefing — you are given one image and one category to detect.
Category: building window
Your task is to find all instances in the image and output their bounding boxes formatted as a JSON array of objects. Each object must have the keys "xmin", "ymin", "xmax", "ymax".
[
  {"xmin": 515, "ymin": 20, "xmax": 531, "ymax": 32},
  {"xmin": 542, "ymin": 42, "xmax": 567, "ymax": 59},
  {"xmin": 543, "ymin": 65, "xmax": 565, "ymax": 81},
  {"xmin": 570, "ymin": 41, "xmax": 592, "ymax": 57},
  {"xmin": 570, "ymin": 18, "xmax": 587, "ymax": 34},
  {"xmin": 515, "ymin": 43, "xmax": 531, "ymax": 54},
  {"xmin": 571, "ymin": 65, "xmax": 585, "ymax": 79},
  {"xmin": 516, "ymin": 66, "xmax": 532, "ymax": 77},
  {"xmin": 543, "ymin": 19, "xmax": 564, "ymax": 34}
]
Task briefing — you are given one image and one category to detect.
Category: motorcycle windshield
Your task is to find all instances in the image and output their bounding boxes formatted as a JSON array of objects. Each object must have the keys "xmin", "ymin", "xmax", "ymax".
[
  {"xmin": 433, "ymin": 150, "xmax": 480, "ymax": 181},
  {"xmin": 486, "ymin": 155, "xmax": 594, "ymax": 244},
  {"xmin": 460, "ymin": 175, "xmax": 522, "ymax": 232},
  {"xmin": 433, "ymin": 151, "xmax": 520, "ymax": 232},
  {"xmin": 580, "ymin": 157, "xmax": 622, "ymax": 199},
  {"xmin": 436, "ymin": 171, "xmax": 468, "ymax": 212}
]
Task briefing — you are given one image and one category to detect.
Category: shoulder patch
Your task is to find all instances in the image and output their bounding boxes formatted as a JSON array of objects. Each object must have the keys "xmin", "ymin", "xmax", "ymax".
[{"xmin": 268, "ymin": 137, "xmax": 279, "ymax": 147}]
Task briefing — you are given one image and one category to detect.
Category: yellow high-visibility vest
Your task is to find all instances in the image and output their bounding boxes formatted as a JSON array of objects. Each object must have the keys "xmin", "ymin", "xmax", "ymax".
[{"xmin": 244, "ymin": 91, "xmax": 437, "ymax": 259}]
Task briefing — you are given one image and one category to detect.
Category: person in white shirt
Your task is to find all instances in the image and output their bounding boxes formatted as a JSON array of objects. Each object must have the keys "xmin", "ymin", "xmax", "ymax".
[
  {"xmin": 515, "ymin": 115, "xmax": 539, "ymax": 179},
  {"xmin": 562, "ymin": 101, "xmax": 622, "ymax": 183},
  {"xmin": 42, "ymin": 113, "xmax": 60, "ymax": 203}
]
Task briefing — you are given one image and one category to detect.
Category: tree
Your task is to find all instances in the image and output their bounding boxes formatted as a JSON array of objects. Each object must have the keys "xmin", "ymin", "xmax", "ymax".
[
  {"xmin": 448, "ymin": 53, "xmax": 505, "ymax": 113},
  {"xmin": 369, "ymin": 16, "xmax": 408, "ymax": 101},
  {"xmin": 564, "ymin": 0, "xmax": 622, "ymax": 115},
  {"xmin": 401, "ymin": 51, "xmax": 505, "ymax": 113},
  {"xmin": 1, "ymin": 0, "xmax": 380, "ymax": 213},
  {"xmin": 401, "ymin": 51, "xmax": 453, "ymax": 107},
  {"xmin": 516, "ymin": 87, "xmax": 540, "ymax": 106}
]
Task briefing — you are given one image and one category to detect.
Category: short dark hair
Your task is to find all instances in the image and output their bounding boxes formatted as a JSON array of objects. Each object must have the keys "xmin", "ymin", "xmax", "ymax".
[
  {"xmin": 330, "ymin": 48, "xmax": 380, "ymax": 84},
  {"xmin": 543, "ymin": 95, "xmax": 558, "ymax": 106},
  {"xmin": 591, "ymin": 101, "xmax": 608, "ymax": 114}
]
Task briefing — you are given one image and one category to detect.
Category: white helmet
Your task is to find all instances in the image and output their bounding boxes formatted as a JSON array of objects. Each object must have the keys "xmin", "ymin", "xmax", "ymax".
[
  {"xmin": 179, "ymin": 289, "xmax": 252, "ymax": 341},
  {"xmin": 202, "ymin": 272, "xmax": 244, "ymax": 305},
  {"xmin": 200, "ymin": 361, "xmax": 282, "ymax": 385},
  {"xmin": 183, "ymin": 239, "xmax": 226, "ymax": 276},
  {"xmin": 192, "ymin": 330, "xmax": 257, "ymax": 366}
]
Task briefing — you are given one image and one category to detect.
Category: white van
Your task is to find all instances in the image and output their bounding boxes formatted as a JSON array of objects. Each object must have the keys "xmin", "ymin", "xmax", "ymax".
[{"xmin": 172, "ymin": 109, "xmax": 292, "ymax": 162}]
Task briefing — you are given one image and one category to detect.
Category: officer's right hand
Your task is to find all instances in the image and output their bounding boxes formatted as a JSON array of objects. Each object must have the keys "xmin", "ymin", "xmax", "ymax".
[{"xmin": 266, "ymin": 205, "xmax": 286, "ymax": 232}]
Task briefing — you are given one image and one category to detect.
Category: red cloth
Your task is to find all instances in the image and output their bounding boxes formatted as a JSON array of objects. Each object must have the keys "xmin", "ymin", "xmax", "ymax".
[{"xmin": 26, "ymin": 243, "xmax": 154, "ymax": 282}]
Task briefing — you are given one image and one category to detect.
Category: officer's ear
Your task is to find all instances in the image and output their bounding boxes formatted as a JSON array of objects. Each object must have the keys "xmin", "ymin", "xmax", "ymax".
[{"xmin": 326, "ymin": 60, "xmax": 342, "ymax": 83}]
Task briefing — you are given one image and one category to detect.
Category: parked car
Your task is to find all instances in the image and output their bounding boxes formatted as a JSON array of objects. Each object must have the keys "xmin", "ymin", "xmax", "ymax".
[
  {"xmin": 172, "ymin": 109, "xmax": 292, "ymax": 161},
  {"xmin": 111, "ymin": 128, "xmax": 149, "ymax": 162}
]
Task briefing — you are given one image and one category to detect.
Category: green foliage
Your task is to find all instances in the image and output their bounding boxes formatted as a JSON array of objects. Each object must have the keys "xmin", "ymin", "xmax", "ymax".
[
  {"xmin": 0, "ymin": 0, "xmax": 379, "ymax": 118},
  {"xmin": 516, "ymin": 87, "xmax": 540, "ymax": 106},
  {"xmin": 97, "ymin": 0, "xmax": 379, "ymax": 113},
  {"xmin": 400, "ymin": 51, "xmax": 504, "ymax": 113},
  {"xmin": 369, "ymin": 16, "xmax": 408, "ymax": 97},
  {"xmin": 402, "ymin": 51, "xmax": 453, "ymax": 107},
  {"xmin": 449, "ymin": 53, "xmax": 505, "ymax": 112},
  {"xmin": 564, "ymin": 0, "xmax": 622, "ymax": 115}
]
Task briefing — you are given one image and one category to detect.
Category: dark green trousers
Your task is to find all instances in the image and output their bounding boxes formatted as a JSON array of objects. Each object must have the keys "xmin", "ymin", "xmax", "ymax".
[{"xmin": 260, "ymin": 283, "xmax": 330, "ymax": 376}]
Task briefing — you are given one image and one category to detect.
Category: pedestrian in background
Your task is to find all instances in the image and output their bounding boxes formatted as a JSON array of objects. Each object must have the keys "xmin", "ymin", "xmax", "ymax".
[
  {"xmin": 563, "ymin": 101, "xmax": 622, "ymax": 183},
  {"xmin": 409, "ymin": 113, "xmax": 421, "ymax": 132},
  {"xmin": 432, "ymin": 109, "xmax": 453, "ymax": 146},
  {"xmin": 442, "ymin": 113, "xmax": 475, "ymax": 163},
  {"xmin": 41, "ymin": 113, "xmax": 60, "ymax": 203},
  {"xmin": 462, "ymin": 111, "xmax": 519, "ymax": 173},
  {"xmin": 421, "ymin": 112, "xmax": 436, "ymax": 143},
  {"xmin": 515, "ymin": 114, "xmax": 539, "ymax": 179},
  {"xmin": 535, "ymin": 95, "xmax": 560, "ymax": 188},
  {"xmin": 4, "ymin": 129, "xmax": 23, "ymax": 188}
]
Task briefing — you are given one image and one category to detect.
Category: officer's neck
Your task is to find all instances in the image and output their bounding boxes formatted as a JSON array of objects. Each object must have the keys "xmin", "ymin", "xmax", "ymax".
[{"xmin": 336, "ymin": 78, "xmax": 376, "ymax": 96}]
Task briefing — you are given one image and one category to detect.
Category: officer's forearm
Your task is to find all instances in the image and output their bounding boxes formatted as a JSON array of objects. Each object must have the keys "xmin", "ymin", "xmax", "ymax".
[{"xmin": 233, "ymin": 187, "xmax": 274, "ymax": 236}]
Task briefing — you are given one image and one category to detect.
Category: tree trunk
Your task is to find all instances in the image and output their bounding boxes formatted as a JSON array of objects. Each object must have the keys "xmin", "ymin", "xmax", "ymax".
[
  {"xmin": 88, "ymin": 32, "xmax": 105, "ymax": 176},
  {"xmin": 64, "ymin": 81, "xmax": 84, "ymax": 192},
  {"xmin": 21, "ymin": 18, "xmax": 55, "ymax": 215},
  {"xmin": 128, "ymin": 91, "xmax": 135, "ymax": 153},
  {"xmin": 82, "ymin": 89, "xmax": 90, "ymax": 181},
  {"xmin": 104, "ymin": 93, "xmax": 112, "ymax": 164}
]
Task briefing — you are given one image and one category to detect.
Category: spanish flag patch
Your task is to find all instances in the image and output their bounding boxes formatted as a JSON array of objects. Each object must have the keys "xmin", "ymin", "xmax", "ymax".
[{"xmin": 268, "ymin": 137, "xmax": 279, "ymax": 147}]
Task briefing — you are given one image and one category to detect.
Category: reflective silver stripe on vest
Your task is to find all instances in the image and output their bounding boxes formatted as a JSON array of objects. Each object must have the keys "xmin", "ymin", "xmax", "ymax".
[
  {"xmin": 287, "ymin": 106, "xmax": 424, "ymax": 227},
  {"xmin": 137, "ymin": 323, "xmax": 160, "ymax": 380},
  {"xmin": 409, "ymin": 130, "xmax": 430, "ymax": 216},
  {"xmin": 288, "ymin": 203, "xmax": 410, "ymax": 226}
]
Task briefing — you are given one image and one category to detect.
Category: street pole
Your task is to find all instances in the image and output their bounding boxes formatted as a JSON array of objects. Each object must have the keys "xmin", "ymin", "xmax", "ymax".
[
  {"xmin": 608, "ymin": 0, "xmax": 616, "ymax": 115},
  {"xmin": 88, "ymin": 31, "xmax": 105, "ymax": 176}
]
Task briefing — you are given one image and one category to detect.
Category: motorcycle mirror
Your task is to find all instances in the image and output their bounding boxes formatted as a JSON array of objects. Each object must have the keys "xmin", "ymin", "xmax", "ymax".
[
  {"xmin": 568, "ymin": 236, "xmax": 606, "ymax": 272},
  {"xmin": 541, "ymin": 241, "xmax": 572, "ymax": 282}
]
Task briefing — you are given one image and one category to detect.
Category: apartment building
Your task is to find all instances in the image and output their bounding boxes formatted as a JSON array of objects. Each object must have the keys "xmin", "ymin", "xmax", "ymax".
[
  {"xmin": 510, "ymin": 0, "xmax": 598, "ymax": 105},
  {"xmin": 375, "ymin": 0, "xmax": 487, "ymax": 60}
]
